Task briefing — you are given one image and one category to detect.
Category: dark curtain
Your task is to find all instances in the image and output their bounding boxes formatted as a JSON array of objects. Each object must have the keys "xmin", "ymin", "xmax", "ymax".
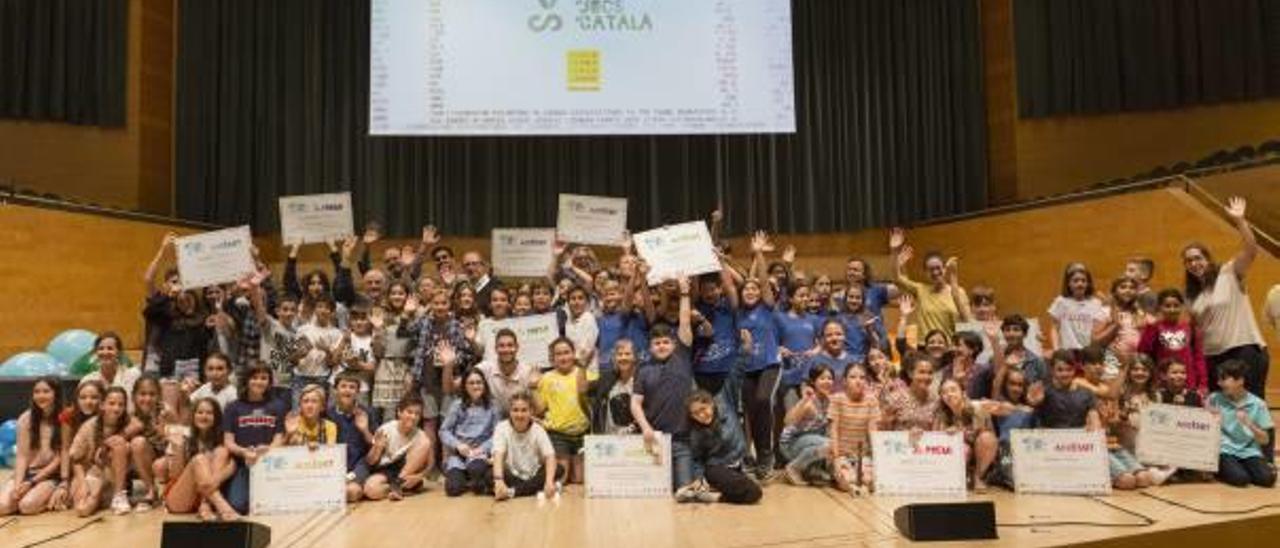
[
  {"xmin": 176, "ymin": 0, "xmax": 987, "ymax": 237},
  {"xmin": 0, "ymin": 0, "xmax": 128, "ymax": 126},
  {"xmin": 1016, "ymin": 0, "xmax": 1280, "ymax": 118}
]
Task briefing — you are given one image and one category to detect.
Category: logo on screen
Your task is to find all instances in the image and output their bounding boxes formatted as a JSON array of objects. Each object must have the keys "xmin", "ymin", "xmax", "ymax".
[{"xmin": 529, "ymin": 0, "xmax": 563, "ymax": 33}]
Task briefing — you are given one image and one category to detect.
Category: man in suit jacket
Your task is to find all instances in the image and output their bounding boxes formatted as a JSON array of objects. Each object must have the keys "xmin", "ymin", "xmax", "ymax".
[{"xmin": 463, "ymin": 250, "xmax": 504, "ymax": 316}]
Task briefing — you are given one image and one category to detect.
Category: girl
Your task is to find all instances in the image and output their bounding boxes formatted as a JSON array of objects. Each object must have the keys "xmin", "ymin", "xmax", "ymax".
[
  {"xmin": 810, "ymin": 275, "xmax": 837, "ymax": 316},
  {"xmin": 683, "ymin": 391, "xmax": 763, "ymax": 504},
  {"xmin": 373, "ymin": 281, "xmax": 415, "ymax": 423},
  {"xmin": 1120, "ymin": 356, "xmax": 1176, "ymax": 485},
  {"xmin": 493, "ymin": 393, "xmax": 561, "ymax": 501},
  {"xmin": 163, "ymin": 398, "xmax": 239, "ymax": 521},
  {"xmin": 222, "ymin": 364, "xmax": 288, "ymax": 515},
  {"xmin": 880, "ymin": 354, "xmax": 940, "ymax": 432},
  {"xmin": 1047, "ymin": 263, "xmax": 1108, "ymax": 354},
  {"xmin": 1094, "ymin": 277, "xmax": 1147, "ymax": 372},
  {"xmin": 400, "ymin": 288, "xmax": 475, "ymax": 449},
  {"xmin": 934, "ymin": 378, "xmax": 998, "ymax": 492},
  {"xmin": 1139, "ymin": 289, "xmax": 1208, "ymax": 393},
  {"xmin": 364, "ymin": 397, "xmax": 432, "ymax": 501},
  {"xmin": 834, "ymin": 284, "xmax": 876, "ymax": 362},
  {"xmin": 53, "ymin": 381, "xmax": 104, "ymax": 512},
  {"xmin": 780, "ymin": 365, "xmax": 833, "ymax": 486},
  {"xmin": 987, "ymin": 368, "xmax": 1036, "ymax": 442},
  {"xmin": 285, "ymin": 385, "xmax": 339, "ymax": 447},
  {"xmin": 452, "ymin": 281, "xmax": 481, "ymax": 329},
  {"xmin": 293, "ymin": 297, "xmax": 344, "ymax": 407},
  {"xmin": 827, "ymin": 364, "xmax": 880, "ymax": 494},
  {"xmin": 512, "ymin": 292, "xmax": 534, "ymax": 317},
  {"xmin": 725, "ymin": 231, "xmax": 783, "ymax": 478},
  {"xmin": 0, "ymin": 378, "xmax": 62, "ymax": 516},
  {"xmin": 865, "ymin": 347, "xmax": 897, "ymax": 391},
  {"xmin": 441, "ymin": 370, "xmax": 498, "ymax": 496},
  {"xmin": 1184, "ymin": 197, "xmax": 1268, "ymax": 398},
  {"xmin": 143, "ymin": 288, "xmax": 213, "ymax": 379},
  {"xmin": 69, "ymin": 386, "xmax": 138, "ymax": 516},
  {"xmin": 128, "ymin": 376, "xmax": 172, "ymax": 512},
  {"xmin": 591, "ymin": 339, "xmax": 639, "ymax": 434},
  {"xmin": 802, "ymin": 320, "xmax": 859, "ymax": 393},
  {"xmin": 535, "ymin": 338, "xmax": 590, "ymax": 484},
  {"xmin": 80, "ymin": 332, "xmax": 142, "ymax": 399},
  {"xmin": 776, "ymin": 280, "xmax": 820, "ymax": 367},
  {"xmin": 1097, "ymin": 398, "xmax": 1153, "ymax": 490}
]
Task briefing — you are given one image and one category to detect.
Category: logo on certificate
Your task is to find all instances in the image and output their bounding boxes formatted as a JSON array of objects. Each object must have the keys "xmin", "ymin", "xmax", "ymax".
[{"xmin": 567, "ymin": 49, "xmax": 601, "ymax": 91}]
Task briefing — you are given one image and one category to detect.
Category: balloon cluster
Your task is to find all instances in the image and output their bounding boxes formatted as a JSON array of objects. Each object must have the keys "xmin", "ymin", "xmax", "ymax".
[{"xmin": 0, "ymin": 329, "xmax": 98, "ymax": 378}]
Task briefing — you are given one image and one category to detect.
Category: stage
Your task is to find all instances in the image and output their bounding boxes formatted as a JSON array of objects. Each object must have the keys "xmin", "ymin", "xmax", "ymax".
[{"xmin": 2, "ymin": 481, "xmax": 1277, "ymax": 547}]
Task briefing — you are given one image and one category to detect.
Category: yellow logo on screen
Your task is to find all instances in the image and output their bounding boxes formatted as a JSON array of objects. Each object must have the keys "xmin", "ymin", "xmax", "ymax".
[{"xmin": 567, "ymin": 49, "xmax": 601, "ymax": 92}]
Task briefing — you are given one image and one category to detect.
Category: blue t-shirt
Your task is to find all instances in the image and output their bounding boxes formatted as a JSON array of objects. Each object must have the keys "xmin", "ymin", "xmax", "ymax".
[
  {"xmin": 326, "ymin": 404, "xmax": 372, "ymax": 472},
  {"xmin": 624, "ymin": 311, "xmax": 651, "ymax": 364},
  {"xmin": 802, "ymin": 351, "xmax": 859, "ymax": 391},
  {"xmin": 223, "ymin": 398, "xmax": 288, "ymax": 450},
  {"xmin": 596, "ymin": 310, "xmax": 631, "ymax": 373},
  {"xmin": 694, "ymin": 299, "xmax": 738, "ymax": 376},
  {"xmin": 835, "ymin": 312, "xmax": 873, "ymax": 361},
  {"xmin": 839, "ymin": 283, "xmax": 891, "ymax": 346},
  {"xmin": 738, "ymin": 303, "xmax": 781, "ymax": 373},
  {"xmin": 775, "ymin": 310, "xmax": 820, "ymax": 353},
  {"xmin": 1208, "ymin": 391, "xmax": 1274, "ymax": 459}
]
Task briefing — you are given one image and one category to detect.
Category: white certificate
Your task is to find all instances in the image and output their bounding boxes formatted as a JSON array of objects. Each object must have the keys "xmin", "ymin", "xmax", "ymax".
[
  {"xmin": 633, "ymin": 221, "xmax": 721, "ymax": 286},
  {"xmin": 955, "ymin": 318, "xmax": 1044, "ymax": 365},
  {"xmin": 476, "ymin": 313, "xmax": 560, "ymax": 370},
  {"xmin": 1136, "ymin": 404, "xmax": 1221, "ymax": 472},
  {"xmin": 175, "ymin": 226, "xmax": 256, "ymax": 289},
  {"xmin": 491, "ymin": 228, "xmax": 555, "ymax": 278},
  {"xmin": 249, "ymin": 445, "xmax": 347, "ymax": 515},
  {"xmin": 585, "ymin": 434, "xmax": 671, "ymax": 499},
  {"xmin": 1011, "ymin": 429, "xmax": 1111, "ymax": 495},
  {"xmin": 556, "ymin": 194, "xmax": 628, "ymax": 246},
  {"xmin": 870, "ymin": 431, "xmax": 967, "ymax": 497},
  {"xmin": 279, "ymin": 192, "xmax": 355, "ymax": 245}
]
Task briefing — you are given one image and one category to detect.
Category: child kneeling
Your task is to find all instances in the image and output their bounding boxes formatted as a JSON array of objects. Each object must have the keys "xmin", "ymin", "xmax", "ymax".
[{"xmin": 683, "ymin": 390, "xmax": 762, "ymax": 504}]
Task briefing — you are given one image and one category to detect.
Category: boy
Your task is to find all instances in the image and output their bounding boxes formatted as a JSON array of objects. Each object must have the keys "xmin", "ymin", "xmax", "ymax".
[
  {"xmin": 1157, "ymin": 359, "xmax": 1202, "ymax": 407},
  {"xmin": 252, "ymin": 285, "xmax": 300, "ymax": 395},
  {"xmin": 1028, "ymin": 351, "xmax": 1101, "ymax": 430},
  {"xmin": 188, "ymin": 352, "xmax": 237, "ymax": 409},
  {"xmin": 693, "ymin": 271, "xmax": 739, "ymax": 395},
  {"xmin": 337, "ymin": 305, "xmax": 378, "ymax": 406},
  {"xmin": 1124, "ymin": 256, "xmax": 1157, "ymax": 315},
  {"xmin": 985, "ymin": 315, "xmax": 1048, "ymax": 399},
  {"xmin": 1208, "ymin": 360, "xmax": 1276, "ymax": 488},
  {"xmin": 493, "ymin": 392, "xmax": 560, "ymax": 500},
  {"xmin": 328, "ymin": 372, "xmax": 376, "ymax": 502},
  {"xmin": 294, "ymin": 297, "xmax": 344, "ymax": 406},
  {"xmin": 631, "ymin": 277, "xmax": 696, "ymax": 491},
  {"xmin": 364, "ymin": 396, "xmax": 433, "ymax": 501}
]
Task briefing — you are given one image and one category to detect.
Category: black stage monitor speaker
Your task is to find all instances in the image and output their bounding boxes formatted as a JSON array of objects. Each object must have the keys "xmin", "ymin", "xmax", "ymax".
[
  {"xmin": 161, "ymin": 521, "xmax": 271, "ymax": 548},
  {"xmin": 893, "ymin": 501, "xmax": 997, "ymax": 542}
]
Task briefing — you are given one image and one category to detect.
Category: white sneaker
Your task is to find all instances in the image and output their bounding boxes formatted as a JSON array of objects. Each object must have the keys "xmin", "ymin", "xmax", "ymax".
[
  {"xmin": 1149, "ymin": 466, "xmax": 1176, "ymax": 486},
  {"xmin": 110, "ymin": 491, "xmax": 132, "ymax": 515}
]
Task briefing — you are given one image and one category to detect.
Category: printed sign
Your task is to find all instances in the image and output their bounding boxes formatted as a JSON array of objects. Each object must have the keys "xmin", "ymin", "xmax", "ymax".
[
  {"xmin": 585, "ymin": 434, "xmax": 671, "ymax": 498},
  {"xmin": 492, "ymin": 228, "xmax": 556, "ymax": 278},
  {"xmin": 633, "ymin": 221, "xmax": 721, "ymax": 285},
  {"xmin": 556, "ymin": 194, "xmax": 628, "ymax": 246},
  {"xmin": 1011, "ymin": 429, "xmax": 1111, "ymax": 495},
  {"xmin": 279, "ymin": 192, "xmax": 355, "ymax": 245},
  {"xmin": 249, "ymin": 445, "xmax": 347, "ymax": 515},
  {"xmin": 870, "ymin": 431, "xmax": 967, "ymax": 497},
  {"xmin": 175, "ymin": 226, "xmax": 256, "ymax": 289},
  {"xmin": 1136, "ymin": 404, "xmax": 1221, "ymax": 472}
]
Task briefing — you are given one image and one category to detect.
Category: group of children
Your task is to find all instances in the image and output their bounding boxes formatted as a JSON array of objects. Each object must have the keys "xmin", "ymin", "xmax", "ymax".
[{"xmin": 2, "ymin": 197, "xmax": 1277, "ymax": 520}]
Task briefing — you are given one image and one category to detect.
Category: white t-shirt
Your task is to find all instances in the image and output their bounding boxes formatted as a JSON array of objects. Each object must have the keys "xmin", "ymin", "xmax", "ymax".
[
  {"xmin": 80, "ymin": 366, "xmax": 142, "ymax": 401},
  {"xmin": 1047, "ymin": 296, "xmax": 1109, "ymax": 350},
  {"xmin": 333, "ymin": 333, "xmax": 374, "ymax": 393},
  {"xmin": 492, "ymin": 420, "xmax": 554, "ymax": 481},
  {"xmin": 1190, "ymin": 263, "xmax": 1266, "ymax": 355},
  {"xmin": 564, "ymin": 310, "xmax": 599, "ymax": 374},
  {"xmin": 190, "ymin": 382, "xmax": 238, "ymax": 409},
  {"xmin": 375, "ymin": 421, "xmax": 425, "ymax": 467},
  {"xmin": 295, "ymin": 324, "xmax": 344, "ymax": 378},
  {"xmin": 476, "ymin": 360, "xmax": 537, "ymax": 415}
]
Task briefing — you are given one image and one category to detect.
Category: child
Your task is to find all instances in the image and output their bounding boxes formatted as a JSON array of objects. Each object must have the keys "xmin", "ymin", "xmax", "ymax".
[
  {"xmin": 365, "ymin": 397, "xmax": 433, "ymax": 501},
  {"xmin": 535, "ymin": 338, "xmax": 591, "ymax": 484},
  {"xmin": 337, "ymin": 305, "xmax": 378, "ymax": 406},
  {"xmin": 935, "ymin": 378, "xmax": 998, "ymax": 492},
  {"xmin": 0, "ymin": 377, "xmax": 62, "ymax": 516},
  {"xmin": 293, "ymin": 297, "xmax": 344, "ymax": 407},
  {"xmin": 69, "ymin": 387, "xmax": 138, "ymax": 516},
  {"xmin": 780, "ymin": 365, "xmax": 834, "ymax": 486},
  {"xmin": 285, "ymin": 384, "xmax": 339, "ymax": 448},
  {"xmin": 683, "ymin": 390, "xmax": 763, "ymax": 504},
  {"xmin": 441, "ymin": 370, "xmax": 498, "ymax": 497},
  {"xmin": 493, "ymin": 392, "xmax": 561, "ymax": 501},
  {"xmin": 631, "ymin": 278, "xmax": 696, "ymax": 491},
  {"xmin": 128, "ymin": 376, "xmax": 172, "ymax": 512},
  {"xmin": 221, "ymin": 364, "xmax": 288, "ymax": 515},
  {"xmin": 1047, "ymin": 263, "xmax": 1108, "ymax": 352},
  {"xmin": 163, "ymin": 398, "xmax": 238, "ymax": 521},
  {"xmin": 253, "ymin": 286, "xmax": 300, "ymax": 391},
  {"xmin": 1071, "ymin": 345, "xmax": 1115, "ymax": 400},
  {"xmin": 880, "ymin": 354, "xmax": 939, "ymax": 432},
  {"xmin": 562, "ymin": 285, "xmax": 600, "ymax": 375},
  {"xmin": 1124, "ymin": 256, "xmax": 1158, "ymax": 315},
  {"xmin": 1097, "ymin": 397, "xmax": 1153, "ymax": 490},
  {"xmin": 835, "ymin": 284, "xmax": 877, "ymax": 362},
  {"xmin": 803, "ymin": 320, "xmax": 860, "ymax": 393},
  {"xmin": 693, "ymin": 271, "xmax": 738, "ymax": 396},
  {"xmin": 1094, "ymin": 277, "xmax": 1147, "ymax": 370},
  {"xmin": 327, "ymin": 372, "xmax": 376, "ymax": 502},
  {"xmin": 372, "ymin": 281, "xmax": 415, "ymax": 423},
  {"xmin": 1028, "ymin": 351, "xmax": 1101, "ymax": 430},
  {"xmin": 189, "ymin": 352, "xmax": 238, "ymax": 409},
  {"xmin": 53, "ymin": 381, "xmax": 104, "ymax": 512},
  {"xmin": 1138, "ymin": 289, "xmax": 1207, "ymax": 392},
  {"xmin": 1157, "ymin": 359, "xmax": 1202, "ymax": 407},
  {"xmin": 726, "ymin": 234, "xmax": 784, "ymax": 478},
  {"xmin": 827, "ymin": 364, "xmax": 880, "ymax": 495},
  {"xmin": 1207, "ymin": 360, "xmax": 1276, "ymax": 488}
]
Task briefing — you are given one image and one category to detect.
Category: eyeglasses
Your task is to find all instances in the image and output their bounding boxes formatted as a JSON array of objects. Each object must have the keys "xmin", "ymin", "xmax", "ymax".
[
  {"xmin": 463, "ymin": 260, "xmax": 484, "ymax": 267},
  {"xmin": 434, "ymin": 254, "xmax": 452, "ymax": 262}
]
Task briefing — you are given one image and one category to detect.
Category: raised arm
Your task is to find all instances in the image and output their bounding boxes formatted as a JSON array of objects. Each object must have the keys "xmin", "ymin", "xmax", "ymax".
[
  {"xmin": 946, "ymin": 257, "xmax": 973, "ymax": 321},
  {"xmin": 677, "ymin": 277, "xmax": 694, "ymax": 347},
  {"xmin": 1224, "ymin": 197, "xmax": 1257, "ymax": 278},
  {"xmin": 283, "ymin": 243, "xmax": 303, "ymax": 299},
  {"xmin": 748, "ymin": 230, "xmax": 772, "ymax": 282},
  {"xmin": 143, "ymin": 232, "xmax": 177, "ymax": 290},
  {"xmin": 721, "ymin": 257, "xmax": 740, "ymax": 310}
]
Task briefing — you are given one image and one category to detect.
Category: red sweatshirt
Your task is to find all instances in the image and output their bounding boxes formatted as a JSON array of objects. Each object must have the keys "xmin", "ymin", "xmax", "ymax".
[{"xmin": 1138, "ymin": 319, "xmax": 1207, "ymax": 391}]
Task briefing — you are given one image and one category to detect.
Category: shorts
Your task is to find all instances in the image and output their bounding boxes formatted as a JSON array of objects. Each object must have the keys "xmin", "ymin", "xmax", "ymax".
[
  {"xmin": 547, "ymin": 431, "xmax": 585, "ymax": 457},
  {"xmin": 348, "ymin": 460, "xmax": 371, "ymax": 485},
  {"xmin": 1108, "ymin": 449, "xmax": 1142, "ymax": 478}
]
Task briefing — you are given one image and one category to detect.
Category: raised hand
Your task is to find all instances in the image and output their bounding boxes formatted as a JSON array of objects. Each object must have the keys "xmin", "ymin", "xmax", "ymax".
[
  {"xmin": 898, "ymin": 293, "xmax": 916, "ymax": 316},
  {"xmin": 342, "ymin": 236, "xmax": 358, "ymax": 260},
  {"xmin": 896, "ymin": 245, "xmax": 915, "ymax": 268},
  {"xmin": 1225, "ymin": 196, "xmax": 1247, "ymax": 221},
  {"xmin": 710, "ymin": 208, "xmax": 723, "ymax": 224},
  {"xmin": 363, "ymin": 223, "xmax": 382, "ymax": 245},
  {"xmin": 370, "ymin": 306, "xmax": 386, "ymax": 330},
  {"xmin": 403, "ymin": 296, "xmax": 420, "ymax": 316},
  {"xmin": 421, "ymin": 225, "xmax": 441, "ymax": 247},
  {"xmin": 436, "ymin": 341, "xmax": 458, "ymax": 368},
  {"xmin": 289, "ymin": 242, "xmax": 301, "ymax": 259},
  {"xmin": 162, "ymin": 232, "xmax": 178, "ymax": 249},
  {"xmin": 750, "ymin": 231, "xmax": 775, "ymax": 254},
  {"xmin": 888, "ymin": 227, "xmax": 906, "ymax": 250},
  {"xmin": 945, "ymin": 257, "xmax": 960, "ymax": 284},
  {"xmin": 553, "ymin": 240, "xmax": 568, "ymax": 257},
  {"xmin": 677, "ymin": 276, "xmax": 691, "ymax": 295},
  {"xmin": 781, "ymin": 244, "xmax": 796, "ymax": 264},
  {"xmin": 326, "ymin": 239, "xmax": 339, "ymax": 253}
]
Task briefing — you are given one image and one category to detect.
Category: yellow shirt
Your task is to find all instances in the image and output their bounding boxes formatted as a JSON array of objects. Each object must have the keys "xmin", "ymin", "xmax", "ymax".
[
  {"xmin": 536, "ymin": 369, "xmax": 589, "ymax": 435},
  {"xmin": 289, "ymin": 418, "xmax": 338, "ymax": 446},
  {"xmin": 896, "ymin": 277, "xmax": 959, "ymax": 340}
]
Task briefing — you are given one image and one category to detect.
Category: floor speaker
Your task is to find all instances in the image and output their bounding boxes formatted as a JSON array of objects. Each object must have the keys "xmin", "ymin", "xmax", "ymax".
[
  {"xmin": 893, "ymin": 501, "xmax": 997, "ymax": 541},
  {"xmin": 160, "ymin": 521, "xmax": 271, "ymax": 548}
]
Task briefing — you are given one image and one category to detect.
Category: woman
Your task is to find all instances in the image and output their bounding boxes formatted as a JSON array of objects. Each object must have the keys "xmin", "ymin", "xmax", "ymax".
[
  {"xmin": 69, "ymin": 387, "xmax": 138, "ymax": 516},
  {"xmin": 591, "ymin": 340, "xmax": 640, "ymax": 434},
  {"xmin": 79, "ymin": 332, "xmax": 142, "ymax": 399},
  {"xmin": 880, "ymin": 354, "xmax": 940, "ymax": 432},
  {"xmin": 1184, "ymin": 197, "xmax": 1269, "ymax": 398},
  {"xmin": 164, "ymin": 398, "xmax": 239, "ymax": 521},
  {"xmin": 934, "ymin": 378, "xmax": 998, "ymax": 492},
  {"xmin": 890, "ymin": 228, "xmax": 967, "ymax": 340},
  {"xmin": 222, "ymin": 364, "xmax": 288, "ymax": 515},
  {"xmin": 440, "ymin": 370, "xmax": 498, "ymax": 496},
  {"xmin": 780, "ymin": 365, "xmax": 833, "ymax": 485},
  {"xmin": 0, "ymin": 377, "xmax": 63, "ymax": 516},
  {"xmin": 373, "ymin": 281, "xmax": 416, "ymax": 423}
]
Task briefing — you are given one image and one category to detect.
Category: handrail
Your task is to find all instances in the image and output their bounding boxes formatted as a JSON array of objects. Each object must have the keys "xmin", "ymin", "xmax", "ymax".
[
  {"xmin": 0, "ymin": 186, "xmax": 222, "ymax": 231},
  {"xmin": 1180, "ymin": 174, "xmax": 1280, "ymax": 257},
  {"xmin": 913, "ymin": 176, "xmax": 1179, "ymax": 228}
]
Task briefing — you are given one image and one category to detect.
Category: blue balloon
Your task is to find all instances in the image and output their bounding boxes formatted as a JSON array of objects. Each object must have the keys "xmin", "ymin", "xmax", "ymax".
[
  {"xmin": 46, "ymin": 329, "xmax": 98, "ymax": 366},
  {"xmin": 0, "ymin": 443, "xmax": 15, "ymax": 468},
  {"xmin": 0, "ymin": 419, "xmax": 17, "ymax": 447},
  {"xmin": 0, "ymin": 351, "xmax": 62, "ymax": 377}
]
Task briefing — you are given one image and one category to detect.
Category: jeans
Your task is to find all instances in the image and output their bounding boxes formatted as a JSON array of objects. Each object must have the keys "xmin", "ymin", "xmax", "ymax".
[
  {"xmin": 1208, "ymin": 345, "xmax": 1274, "ymax": 460},
  {"xmin": 671, "ymin": 437, "xmax": 694, "ymax": 489},
  {"xmin": 1218, "ymin": 454, "xmax": 1277, "ymax": 488},
  {"xmin": 780, "ymin": 433, "xmax": 829, "ymax": 473}
]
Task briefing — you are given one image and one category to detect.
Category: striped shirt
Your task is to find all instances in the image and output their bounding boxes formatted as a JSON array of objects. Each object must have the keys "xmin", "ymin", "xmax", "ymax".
[{"xmin": 827, "ymin": 393, "xmax": 880, "ymax": 457}]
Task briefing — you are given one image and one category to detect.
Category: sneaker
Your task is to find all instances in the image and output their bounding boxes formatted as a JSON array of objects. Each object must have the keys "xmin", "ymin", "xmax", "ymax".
[
  {"xmin": 674, "ymin": 482, "xmax": 700, "ymax": 503},
  {"xmin": 783, "ymin": 462, "xmax": 807, "ymax": 486},
  {"xmin": 694, "ymin": 489, "xmax": 721, "ymax": 504},
  {"xmin": 110, "ymin": 491, "xmax": 132, "ymax": 515},
  {"xmin": 1148, "ymin": 467, "xmax": 1176, "ymax": 486}
]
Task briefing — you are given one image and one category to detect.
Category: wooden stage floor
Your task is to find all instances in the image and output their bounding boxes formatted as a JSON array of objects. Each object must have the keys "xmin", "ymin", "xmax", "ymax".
[{"xmin": 2, "ymin": 481, "xmax": 1277, "ymax": 547}]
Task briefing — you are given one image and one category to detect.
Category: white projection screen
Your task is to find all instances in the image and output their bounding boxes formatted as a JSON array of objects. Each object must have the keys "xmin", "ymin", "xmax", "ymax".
[{"xmin": 369, "ymin": 0, "xmax": 796, "ymax": 136}]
